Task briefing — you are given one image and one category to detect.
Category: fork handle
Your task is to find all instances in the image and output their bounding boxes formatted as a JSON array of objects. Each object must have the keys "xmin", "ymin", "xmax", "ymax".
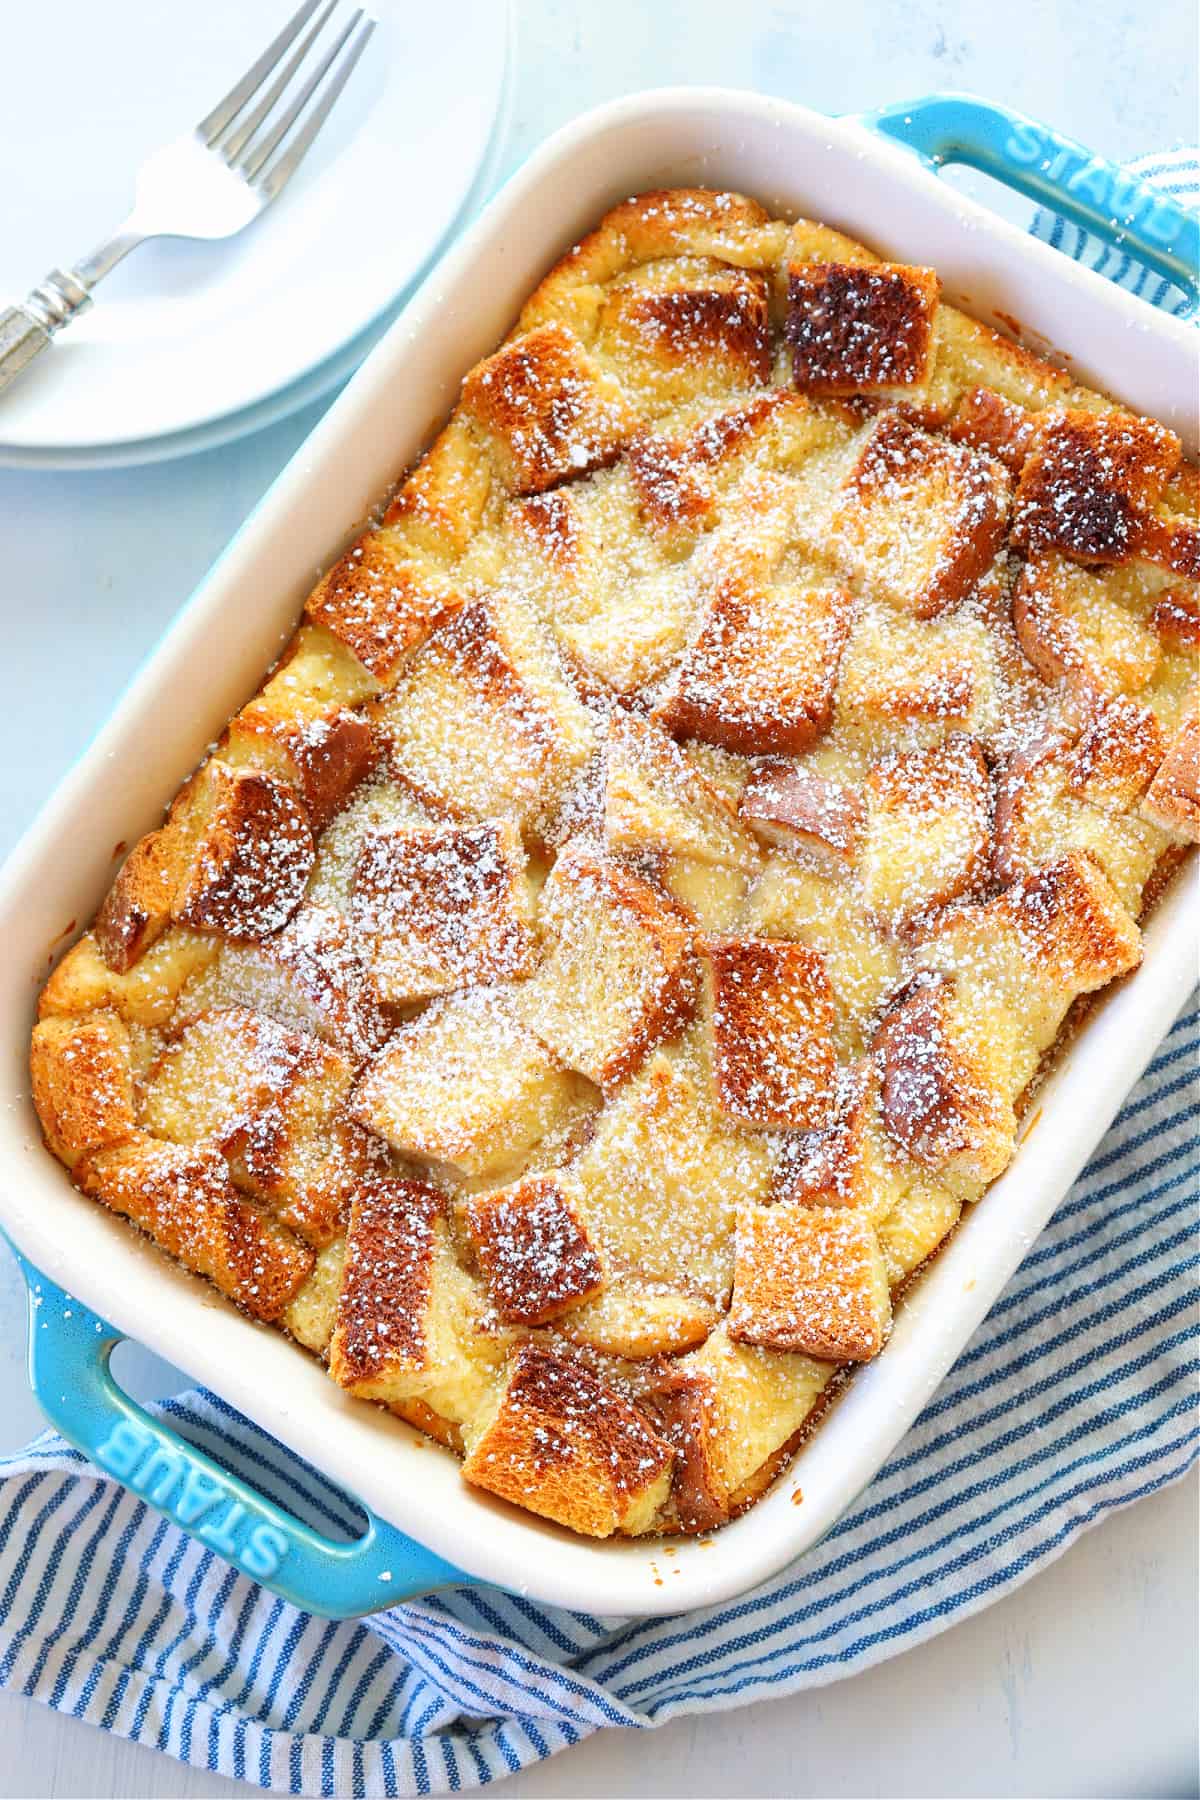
[{"xmin": 0, "ymin": 268, "xmax": 92, "ymax": 398}]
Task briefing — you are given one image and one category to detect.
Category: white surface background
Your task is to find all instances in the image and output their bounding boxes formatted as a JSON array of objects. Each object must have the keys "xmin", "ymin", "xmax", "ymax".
[{"xmin": 2, "ymin": 1, "xmax": 1198, "ymax": 1794}]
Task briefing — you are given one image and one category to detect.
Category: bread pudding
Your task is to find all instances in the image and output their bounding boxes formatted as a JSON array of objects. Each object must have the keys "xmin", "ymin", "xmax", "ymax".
[{"xmin": 30, "ymin": 189, "xmax": 1198, "ymax": 1541}]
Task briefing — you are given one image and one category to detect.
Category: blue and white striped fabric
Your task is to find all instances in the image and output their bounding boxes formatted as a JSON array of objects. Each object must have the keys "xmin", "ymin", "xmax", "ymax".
[
  {"xmin": 1030, "ymin": 146, "xmax": 1200, "ymax": 316},
  {"xmin": 2, "ymin": 165, "xmax": 1198, "ymax": 1798}
]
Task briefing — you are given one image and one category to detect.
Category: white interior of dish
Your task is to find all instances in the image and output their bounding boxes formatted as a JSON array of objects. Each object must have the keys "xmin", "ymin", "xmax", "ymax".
[{"xmin": 0, "ymin": 89, "xmax": 1195, "ymax": 1617}]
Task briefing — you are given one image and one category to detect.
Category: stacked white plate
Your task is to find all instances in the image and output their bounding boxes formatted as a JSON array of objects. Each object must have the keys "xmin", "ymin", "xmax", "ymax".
[{"xmin": 0, "ymin": 0, "xmax": 511, "ymax": 468}]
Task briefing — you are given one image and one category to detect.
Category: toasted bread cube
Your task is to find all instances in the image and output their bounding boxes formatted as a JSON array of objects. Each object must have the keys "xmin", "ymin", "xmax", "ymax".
[
  {"xmin": 170, "ymin": 763, "xmax": 315, "ymax": 942},
  {"xmin": 729, "ymin": 1201, "xmax": 891, "ymax": 1361},
  {"xmin": 990, "ymin": 853, "xmax": 1142, "ymax": 997},
  {"xmin": 350, "ymin": 985, "xmax": 583, "ymax": 1179},
  {"xmin": 602, "ymin": 710, "xmax": 761, "ymax": 872},
  {"xmin": 518, "ymin": 840, "xmax": 695, "ymax": 1089},
  {"xmin": 626, "ymin": 427, "xmax": 718, "ymax": 545},
  {"xmin": 282, "ymin": 1234, "xmax": 346, "ymax": 1355},
  {"xmin": 874, "ymin": 974, "xmax": 1020, "ymax": 1185},
  {"xmin": 787, "ymin": 262, "xmax": 938, "ymax": 393},
  {"xmin": 994, "ymin": 712, "xmax": 1168, "ymax": 912},
  {"xmin": 39, "ymin": 928, "xmax": 217, "ymax": 1027},
  {"xmin": 597, "ymin": 261, "xmax": 771, "ymax": 413},
  {"xmin": 948, "ymin": 386, "xmax": 1039, "ymax": 473},
  {"xmin": 834, "ymin": 603, "xmax": 999, "ymax": 748},
  {"xmin": 306, "ymin": 769, "xmax": 438, "ymax": 914},
  {"xmin": 351, "ymin": 820, "xmax": 536, "ymax": 1004},
  {"xmin": 222, "ymin": 627, "xmax": 380, "ymax": 831},
  {"xmin": 914, "ymin": 852, "xmax": 1142, "ymax": 1070},
  {"xmin": 329, "ymin": 1178, "xmax": 506, "ymax": 1429},
  {"xmin": 177, "ymin": 904, "xmax": 391, "ymax": 1064},
  {"xmin": 381, "ymin": 414, "xmax": 495, "ymax": 558},
  {"xmin": 572, "ymin": 1034, "xmax": 774, "ymax": 1301},
  {"xmin": 1013, "ymin": 409, "xmax": 1180, "ymax": 563},
  {"xmin": 521, "ymin": 189, "xmax": 782, "ymax": 324},
  {"xmin": 1142, "ymin": 711, "xmax": 1200, "ymax": 840},
  {"xmin": 460, "ymin": 322, "xmax": 638, "ymax": 495},
  {"xmin": 876, "ymin": 1177, "xmax": 963, "ymax": 1287},
  {"xmin": 95, "ymin": 829, "xmax": 185, "ymax": 972},
  {"xmin": 30, "ymin": 1011, "xmax": 137, "ymax": 1168},
  {"xmin": 463, "ymin": 1173, "xmax": 603, "ymax": 1325},
  {"xmin": 1151, "ymin": 589, "xmax": 1200, "ymax": 650},
  {"xmin": 741, "ymin": 856, "xmax": 902, "ymax": 1054},
  {"xmin": 1140, "ymin": 511, "xmax": 1200, "ymax": 581},
  {"xmin": 461, "ymin": 1342, "xmax": 674, "ymax": 1537},
  {"xmin": 77, "ymin": 1132, "xmax": 313, "ymax": 1321},
  {"xmin": 860, "ymin": 735, "xmax": 992, "ymax": 923},
  {"xmin": 654, "ymin": 573, "xmax": 853, "ymax": 756},
  {"xmin": 773, "ymin": 1060, "xmax": 908, "ymax": 1225},
  {"xmin": 557, "ymin": 1275, "xmax": 717, "ymax": 1359},
  {"xmin": 700, "ymin": 935, "xmax": 837, "ymax": 1131},
  {"xmin": 143, "ymin": 1007, "xmax": 363, "ymax": 1247},
  {"xmin": 306, "ymin": 530, "xmax": 464, "ymax": 683},
  {"xmin": 369, "ymin": 599, "xmax": 596, "ymax": 837},
  {"xmin": 830, "ymin": 413, "xmax": 1011, "ymax": 619},
  {"xmin": 556, "ymin": 579, "xmax": 699, "ymax": 695},
  {"xmin": 652, "ymin": 1324, "xmax": 833, "ymax": 1527},
  {"xmin": 739, "ymin": 758, "xmax": 864, "ymax": 874},
  {"xmin": 1013, "ymin": 554, "xmax": 1162, "ymax": 702}
]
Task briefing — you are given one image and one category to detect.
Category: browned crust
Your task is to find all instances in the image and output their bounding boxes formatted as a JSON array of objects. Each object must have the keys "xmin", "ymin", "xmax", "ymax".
[
  {"xmin": 77, "ymin": 1132, "xmax": 313, "ymax": 1322},
  {"xmin": 654, "ymin": 575, "xmax": 854, "ymax": 755},
  {"xmin": 787, "ymin": 262, "xmax": 938, "ymax": 393},
  {"xmin": 641, "ymin": 1369, "xmax": 729, "ymax": 1533},
  {"xmin": 171, "ymin": 765, "xmax": 315, "ymax": 941},
  {"xmin": 306, "ymin": 533, "xmax": 464, "ymax": 683},
  {"xmin": 739, "ymin": 758, "xmax": 864, "ymax": 869},
  {"xmin": 464, "ymin": 1176, "xmax": 604, "ymax": 1325},
  {"xmin": 727, "ymin": 1201, "xmax": 891, "ymax": 1362},
  {"xmin": 948, "ymin": 386, "xmax": 1038, "ymax": 473},
  {"xmin": 328, "ymin": 1177, "xmax": 443, "ymax": 1389},
  {"xmin": 225, "ymin": 705, "xmax": 379, "ymax": 835},
  {"xmin": 460, "ymin": 1342, "xmax": 675, "ymax": 1537},
  {"xmin": 1142, "ymin": 711, "xmax": 1200, "ymax": 840},
  {"xmin": 838, "ymin": 411, "xmax": 1012, "ymax": 619},
  {"xmin": 94, "ymin": 828, "xmax": 180, "ymax": 972},
  {"xmin": 1012, "ymin": 409, "xmax": 1181, "ymax": 564},
  {"xmin": 701, "ymin": 934, "xmax": 837, "ymax": 1131},
  {"xmin": 30, "ymin": 1011, "xmax": 137, "ymax": 1167},
  {"xmin": 459, "ymin": 322, "xmax": 638, "ymax": 495}
]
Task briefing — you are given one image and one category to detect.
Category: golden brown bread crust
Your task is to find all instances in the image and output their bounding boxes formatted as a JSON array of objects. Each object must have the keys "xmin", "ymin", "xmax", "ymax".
[
  {"xmin": 31, "ymin": 183, "xmax": 1196, "ymax": 1546},
  {"xmin": 787, "ymin": 261, "xmax": 939, "ymax": 393},
  {"xmin": 30, "ymin": 1011, "xmax": 137, "ymax": 1168},
  {"xmin": 1142, "ymin": 711, "xmax": 1200, "ymax": 839},
  {"xmin": 460, "ymin": 1341, "xmax": 674, "ymax": 1537},
  {"xmin": 1011, "ymin": 409, "xmax": 1180, "ymax": 564},
  {"xmin": 700, "ymin": 934, "xmax": 837, "ymax": 1130},
  {"xmin": 328, "ymin": 1177, "xmax": 442, "ymax": 1389},
  {"xmin": 463, "ymin": 1174, "xmax": 603, "ymax": 1325},
  {"xmin": 727, "ymin": 1200, "xmax": 891, "ymax": 1362},
  {"xmin": 77, "ymin": 1132, "xmax": 313, "ymax": 1321}
]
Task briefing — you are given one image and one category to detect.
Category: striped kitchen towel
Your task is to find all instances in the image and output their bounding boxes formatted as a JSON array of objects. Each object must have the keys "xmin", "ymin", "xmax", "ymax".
[
  {"xmin": 1, "ymin": 165, "xmax": 1198, "ymax": 1798},
  {"xmin": 1030, "ymin": 145, "xmax": 1199, "ymax": 315}
]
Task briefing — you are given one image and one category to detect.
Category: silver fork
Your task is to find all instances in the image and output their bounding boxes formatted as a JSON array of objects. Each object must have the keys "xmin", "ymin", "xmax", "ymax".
[{"xmin": 0, "ymin": 0, "xmax": 376, "ymax": 397}]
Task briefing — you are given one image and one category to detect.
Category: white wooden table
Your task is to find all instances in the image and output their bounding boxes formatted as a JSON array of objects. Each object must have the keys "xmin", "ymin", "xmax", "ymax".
[{"xmin": 2, "ymin": 1, "xmax": 1197, "ymax": 1792}]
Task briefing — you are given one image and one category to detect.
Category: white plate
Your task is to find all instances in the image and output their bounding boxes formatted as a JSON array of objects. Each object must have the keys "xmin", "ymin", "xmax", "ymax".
[{"xmin": 0, "ymin": 0, "xmax": 509, "ymax": 463}]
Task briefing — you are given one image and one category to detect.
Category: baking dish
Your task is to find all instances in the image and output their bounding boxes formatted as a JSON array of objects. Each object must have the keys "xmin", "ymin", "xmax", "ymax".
[{"xmin": 2, "ymin": 88, "xmax": 1196, "ymax": 1621}]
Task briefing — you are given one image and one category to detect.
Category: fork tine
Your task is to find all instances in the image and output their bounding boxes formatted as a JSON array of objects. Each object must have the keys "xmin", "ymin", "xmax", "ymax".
[
  {"xmin": 195, "ymin": 0, "xmax": 324, "ymax": 145},
  {"xmin": 218, "ymin": 0, "xmax": 340, "ymax": 163},
  {"xmin": 242, "ymin": 13, "xmax": 374, "ymax": 190}
]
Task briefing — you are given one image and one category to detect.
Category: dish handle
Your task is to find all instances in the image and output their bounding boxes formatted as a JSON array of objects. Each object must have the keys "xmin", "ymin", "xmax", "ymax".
[
  {"xmin": 857, "ymin": 92, "xmax": 1199, "ymax": 303},
  {"xmin": 16, "ymin": 1252, "xmax": 481, "ymax": 1618}
]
